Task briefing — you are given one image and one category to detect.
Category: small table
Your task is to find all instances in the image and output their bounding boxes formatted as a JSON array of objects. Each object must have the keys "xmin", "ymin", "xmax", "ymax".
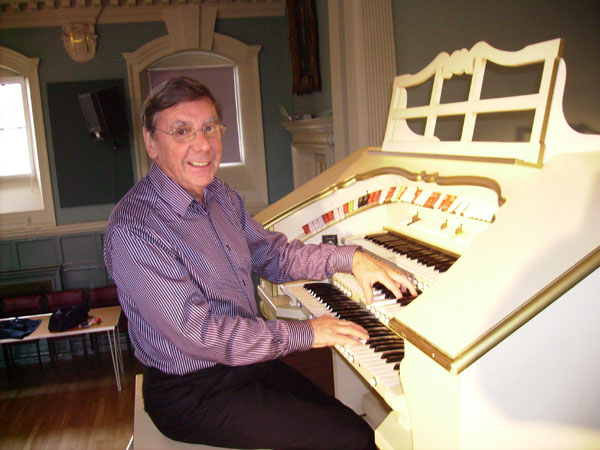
[{"xmin": 0, "ymin": 306, "xmax": 125, "ymax": 391}]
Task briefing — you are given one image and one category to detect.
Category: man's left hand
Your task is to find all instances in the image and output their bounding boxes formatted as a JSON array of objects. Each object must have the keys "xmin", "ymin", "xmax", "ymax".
[{"xmin": 352, "ymin": 250, "xmax": 417, "ymax": 304}]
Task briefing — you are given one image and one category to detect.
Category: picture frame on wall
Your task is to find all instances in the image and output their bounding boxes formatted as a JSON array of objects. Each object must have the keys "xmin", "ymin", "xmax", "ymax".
[{"xmin": 287, "ymin": 0, "xmax": 321, "ymax": 95}]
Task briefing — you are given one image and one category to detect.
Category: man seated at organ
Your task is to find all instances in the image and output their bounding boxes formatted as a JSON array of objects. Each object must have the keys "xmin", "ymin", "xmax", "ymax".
[{"xmin": 103, "ymin": 76, "xmax": 416, "ymax": 449}]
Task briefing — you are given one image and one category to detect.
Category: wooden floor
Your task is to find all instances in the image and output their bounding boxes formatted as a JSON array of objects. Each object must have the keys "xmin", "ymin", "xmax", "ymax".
[
  {"xmin": 0, "ymin": 348, "xmax": 333, "ymax": 450},
  {"xmin": 0, "ymin": 354, "xmax": 140, "ymax": 450}
]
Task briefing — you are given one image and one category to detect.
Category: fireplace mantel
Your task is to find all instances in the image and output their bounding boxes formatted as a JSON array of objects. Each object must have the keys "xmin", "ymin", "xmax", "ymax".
[{"xmin": 280, "ymin": 116, "xmax": 334, "ymax": 189}]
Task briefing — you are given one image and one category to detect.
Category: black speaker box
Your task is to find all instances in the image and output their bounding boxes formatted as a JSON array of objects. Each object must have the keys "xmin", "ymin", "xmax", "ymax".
[{"xmin": 78, "ymin": 85, "xmax": 129, "ymax": 140}]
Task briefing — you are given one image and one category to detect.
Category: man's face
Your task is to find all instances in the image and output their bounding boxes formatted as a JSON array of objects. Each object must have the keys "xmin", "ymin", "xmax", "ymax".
[{"xmin": 143, "ymin": 98, "xmax": 222, "ymax": 202}]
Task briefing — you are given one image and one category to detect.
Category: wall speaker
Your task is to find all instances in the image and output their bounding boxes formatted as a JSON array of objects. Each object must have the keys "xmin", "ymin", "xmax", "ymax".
[{"xmin": 78, "ymin": 85, "xmax": 129, "ymax": 141}]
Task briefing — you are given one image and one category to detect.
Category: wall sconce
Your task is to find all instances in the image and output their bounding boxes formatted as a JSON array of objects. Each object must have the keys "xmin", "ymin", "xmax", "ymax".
[{"xmin": 62, "ymin": 23, "xmax": 97, "ymax": 63}]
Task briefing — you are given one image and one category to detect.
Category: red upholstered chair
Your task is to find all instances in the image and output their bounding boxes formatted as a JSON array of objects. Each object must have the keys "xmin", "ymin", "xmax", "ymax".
[
  {"xmin": 45, "ymin": 289, "xmax": 88, "ymax": 364},
  {"xmin": 88, "ymin": 285, "xmax": 131, "ymax": 359},
  {"xmin": 3, "ymin": 294, "xmax": 44, "ymax": 317},
  {"xmin": 88, "ymin": 285, "xmax": 119, "ymax": 308},
  {"xmin": 45, "ymin": 289, "xmax": 86, "ymax": 313},
  {"xmin": 1, "ymin": 295, "xmax": 44, "ymax": 369}
]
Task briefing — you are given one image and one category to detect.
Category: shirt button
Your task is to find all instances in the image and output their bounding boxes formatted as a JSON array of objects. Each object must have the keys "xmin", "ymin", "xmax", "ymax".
[
  {"xmin": 225, "ymin": 244, "xmax": 232, "ymax": 251},
  {"xmin": 242, "ymin": 280, "xmax": 247, "ymax": 286}
]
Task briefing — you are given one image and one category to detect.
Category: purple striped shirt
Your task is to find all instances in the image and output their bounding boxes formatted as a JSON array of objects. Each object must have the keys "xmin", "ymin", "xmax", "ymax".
[{"xmin": 103, "ymin": 163, "xmax": 358, "ymax": 375}]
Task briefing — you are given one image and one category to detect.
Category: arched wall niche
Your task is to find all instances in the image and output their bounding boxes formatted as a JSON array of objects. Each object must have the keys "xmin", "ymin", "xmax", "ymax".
[{"xmin": 123, "ymin": 33, "xmax": 268, "ymax": 214}]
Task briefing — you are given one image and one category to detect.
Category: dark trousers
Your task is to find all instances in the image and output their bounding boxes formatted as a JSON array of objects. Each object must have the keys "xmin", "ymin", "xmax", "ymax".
[{"xmin": 142, "ymin": 359, "xmax": 376, "ymax": 450}]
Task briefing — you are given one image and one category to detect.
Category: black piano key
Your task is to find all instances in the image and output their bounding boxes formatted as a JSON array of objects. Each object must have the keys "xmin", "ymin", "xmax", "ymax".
[
  {"xmin": 372, "ymin": 343, "xmax": 404, "ymax": 352},
  {"xmin": 397, "ymin": 295, "xmax": 418, "ymax": 306},
  {"xmin": 366, "ymin": 231, "xmax": 458, "ymax": 274},
  {"xmin": 372, "ymin": 282, "xmax": 395, "ymax": 299},
  {"xmin": 367, "ymin": 336, "xmax": 400, "ymax": 343},
  {"xmin": 381, "ymin": 351, "xmax": 404, "ymax": 363},
  {"xmin": 367, "ymin": 330, "xmax": 395, "ymax": 338},
  {"xmin": 368, "ymin": 340, "xmax": 400, "ymax": 348}
]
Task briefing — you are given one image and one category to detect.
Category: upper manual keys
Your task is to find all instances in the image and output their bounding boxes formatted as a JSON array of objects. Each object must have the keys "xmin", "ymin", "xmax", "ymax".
[
  {"xmin": 372, "ymin": 282, "xmax": 395, "ymax": 301},
  {"xmin": 372, "ymin": 282, "xmax": 420, "ymax": 305},
  {"xmin": 367, "ymin": 281, "xmax": 421, "ymax": 325}
]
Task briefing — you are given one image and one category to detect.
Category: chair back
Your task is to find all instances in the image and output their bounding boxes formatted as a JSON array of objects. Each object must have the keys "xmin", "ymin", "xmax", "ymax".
[
  {"xmin": 89, "ymin": 285, "xmax": 119, "ymax": 308},
  {"xmin": 45, "ymin": 289, "xmax": 85, "ymax": 313},
  {"xmin": 2, "ymin": 294, "xmax": 43, "ymax": 317}
]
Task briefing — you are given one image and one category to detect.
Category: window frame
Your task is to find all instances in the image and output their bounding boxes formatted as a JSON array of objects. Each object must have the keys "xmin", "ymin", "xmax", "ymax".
[{"xmin": 0, "ymin": 46, "xmax": 56, "ymax": 235}]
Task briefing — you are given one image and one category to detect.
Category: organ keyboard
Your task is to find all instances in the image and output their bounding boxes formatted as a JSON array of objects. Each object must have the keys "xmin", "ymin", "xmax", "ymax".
[
  {"xmin": 284, "ymin": 282, "xmax": 405, "ymax": 407},
  {"xmin": 255, "ymin": 39, "xmax": 600, "ymax": 449},
  {"xmin": 345, "ymin": 231, "xmax": 458, "ymax": 291}
]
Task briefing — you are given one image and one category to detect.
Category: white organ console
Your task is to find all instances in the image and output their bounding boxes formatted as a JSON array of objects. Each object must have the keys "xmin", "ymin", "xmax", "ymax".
[{"xmin": 254, "ymin": 39, "xmax": 600, "ymax": 449}]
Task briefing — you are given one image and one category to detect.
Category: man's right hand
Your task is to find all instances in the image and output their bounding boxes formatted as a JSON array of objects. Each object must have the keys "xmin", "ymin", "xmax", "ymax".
[{"xmin": 309, "ymin": 315, "xmax": 369, "ymax": 348}]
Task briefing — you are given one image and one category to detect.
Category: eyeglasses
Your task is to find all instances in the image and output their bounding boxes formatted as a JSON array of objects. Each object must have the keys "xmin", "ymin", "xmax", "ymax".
[{"xmin": 154, "ymin": 123, "xmax": 227, "ymax": 142}]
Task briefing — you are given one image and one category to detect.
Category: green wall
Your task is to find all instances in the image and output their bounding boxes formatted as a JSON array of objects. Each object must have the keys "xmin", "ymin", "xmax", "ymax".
[
  {"xmin": 216, "ymin": 17, "xmax": 295, "ymax": 203},
  {"xmin": 0, "ymin": 17, "xmax": 298, "ymax": 294},
  {"xmin": 4, "ymin": 0, "xmax": 600, "ymax": 305},
  {"xmin": 0, "ymin": 16, "xmax": 299, "ymax": 220},
  {"xmin": 391, "ymin": 0, "xmax": 600, "ymax": 135},
  {"xmin": 0, "ymin": 22, "xmax": 168, "ymax": 225},
  {"xmin": 5, "ymin": 2, "xmax": 597, "ymax": 229}
]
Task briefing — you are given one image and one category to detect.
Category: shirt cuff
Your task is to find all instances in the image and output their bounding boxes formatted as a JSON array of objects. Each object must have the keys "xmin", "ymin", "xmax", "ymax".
[
  {"xmin": 331, "ymin": 245, "xmax": 361, "ymax": 274},
  {"xmin": 286, "ymin": 319, "xmax": 314, "ymax": 353}
]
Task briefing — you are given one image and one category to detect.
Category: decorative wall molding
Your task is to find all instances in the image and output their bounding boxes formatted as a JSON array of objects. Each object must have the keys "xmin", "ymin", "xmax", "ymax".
[
  {"xmin": 0, "ymin": 220, "xmax": 107, "ymax": 241},
  {"xmin": 0, "ymin": 0, "xmax": 285, "ymax": 29},
  {"xmin": 61, "ymin": 22, "xmax": 97, "ymax": 62}
]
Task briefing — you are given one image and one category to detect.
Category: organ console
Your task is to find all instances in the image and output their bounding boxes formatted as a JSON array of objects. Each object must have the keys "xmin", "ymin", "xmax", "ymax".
[{"xmin": 255, "ymin": 39, "xmax": 600, "ymax": 449}]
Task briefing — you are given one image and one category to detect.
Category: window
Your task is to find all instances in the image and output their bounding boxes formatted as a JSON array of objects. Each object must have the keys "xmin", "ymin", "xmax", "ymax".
[
  {"xmin": 0, "ymin": 76, "xmax": 35, "ymax": 178},
  {"xmin": 0, "ymin": 46, "xmax": 55, "ymax": 234}
]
